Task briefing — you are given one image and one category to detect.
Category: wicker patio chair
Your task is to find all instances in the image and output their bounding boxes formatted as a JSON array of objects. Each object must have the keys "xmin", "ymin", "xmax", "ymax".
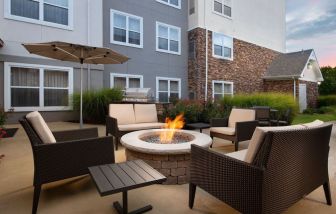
[
  {"xmin": 189, "ymin": 124, "xmax": 333, "ymax": 214},
  {"xmin": 210, "ymin": 108, "xmax": 258, "ymax": 151},
  {"xmin": 271, "ymin": 108, "xmax": 292, "ymax": 126},
  {"xmin": 20, "ymin": 116, "xmax": 115, "ymax": 214},
  {"xmin": 253, "ymin": 106, "xmax": 271, "ymax": 126}
]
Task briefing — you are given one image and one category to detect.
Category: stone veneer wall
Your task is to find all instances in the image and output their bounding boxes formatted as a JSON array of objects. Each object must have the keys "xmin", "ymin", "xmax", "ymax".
[
  {"xmin": 125, "ymin": 149, "xmax": 190, "ymax": 185},
  {"xmin": 300, "ymin": 80, "xmax": 319, "ymax": 108},
  {"xmin": 188, "ymin": 28, "xmax": 280, "ymax": 101}
]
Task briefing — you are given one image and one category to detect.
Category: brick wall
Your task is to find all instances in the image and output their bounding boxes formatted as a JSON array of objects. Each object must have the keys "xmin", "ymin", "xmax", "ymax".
[
  {"xmin": 263, "ymin": 80, "xmax": 298, "ymax": 97},
  {"xmin": 188, "ymin": 28, "xmax": 280, "ymax": 101},
  {"xmin": 300, "ymin": 80, "xmax": 319, "ymax": 108}
]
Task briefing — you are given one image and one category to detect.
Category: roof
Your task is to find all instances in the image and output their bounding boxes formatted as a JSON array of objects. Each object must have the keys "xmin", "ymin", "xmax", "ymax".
[{"xmin": 264, "ymin": 49, "xmax": 313, "ymax": 79}]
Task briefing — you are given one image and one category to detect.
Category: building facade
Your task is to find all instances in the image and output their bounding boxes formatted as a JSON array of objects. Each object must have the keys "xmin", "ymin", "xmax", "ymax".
[{"xmin": 0, "ymin": 0, "xmax": 103, "ymax": 122}]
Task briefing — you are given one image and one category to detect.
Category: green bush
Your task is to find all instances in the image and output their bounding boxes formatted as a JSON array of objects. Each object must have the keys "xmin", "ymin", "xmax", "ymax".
[
  {"xmin": 318, "ymin": 95, "xmax": 336, "ymax": 107},
  {"xmin": 72, "ymin": 88, "xmax": 123, "ymax": 123},
  {"xmin": 0, "ymin": 108, "xmax": 6, "ymax": 128},
  {"xmin": 201, "ymin": 102, "xmax": 227, "ymax": 123},
  {"xmin": 164, "ymin": 100, "xmax": 203, "ymax": 123},
  {"xmin": 221, "ymin": 93, "xmax": 299, "ymax": 122},
  {"xmin": 319, "ymin": 66, "xmax": 336, "ymax": 95}
]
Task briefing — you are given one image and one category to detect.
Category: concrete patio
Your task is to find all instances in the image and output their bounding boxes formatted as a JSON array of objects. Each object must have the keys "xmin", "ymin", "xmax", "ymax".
[{"xmin": 0, "ymin": 122, "xmax": 335, "ymax": 214}]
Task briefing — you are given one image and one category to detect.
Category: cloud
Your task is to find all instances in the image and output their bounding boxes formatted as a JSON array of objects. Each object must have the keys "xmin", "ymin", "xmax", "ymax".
[{"xmin": 286, "ymin": 0, "xmax": 336, "ymax": 66}]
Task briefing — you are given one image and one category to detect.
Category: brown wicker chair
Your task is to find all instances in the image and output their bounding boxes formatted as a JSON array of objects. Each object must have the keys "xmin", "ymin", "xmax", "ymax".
[
  {"xmin": 189, "ymin": 124, "xmax": 333, "ymax": 214},
  {"xmin": 20, "ymin": 117, "xmax": 115, "ymax": 214},
  {"xmin": 253, "ymin": 106, "xmax": 271, "ymax": 126},
  {"xmin": 210, "ymin": 108, "xmax": 258, "ymax": 151}
]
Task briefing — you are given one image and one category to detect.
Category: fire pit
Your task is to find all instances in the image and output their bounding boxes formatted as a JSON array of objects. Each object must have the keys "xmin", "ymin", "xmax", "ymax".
[{"xmin": 121, "ymin": 129, "xmax": 212, "ymax": 185}]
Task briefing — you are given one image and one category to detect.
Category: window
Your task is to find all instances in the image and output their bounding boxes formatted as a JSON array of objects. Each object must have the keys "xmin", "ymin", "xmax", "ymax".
[
  {"xmin": 156, "ymin": 77, "xmax": 181, "ymax": 102},
  {"xmin": 110, "ymin": 73, "xmax": 143, "ymax": 91},
  {"xmin": 212, "ymin": 32, "xmax": 233, "ymax": 60},
  {"xmin": 4, "ymin": 62, "xmax": 73, "ymax": 112},
  {"xmin": 212, "ymin": 80, "xmax": 233, "ymax": 101},
  {"xmin": 189, "ymin": 0, "xmax": 195, "ymax": 15},
  {"xmin": 213, "ymin": 0, "xmax": 231, "ymax": 18},
  {"xmin": 110, "ymin": 9, "xmax": 143, "ymax": 48},
  {"xmin": 156, "ymin": 22, "xmax": 181, "ymax": 55},
  {"xmin": 4, "ymin": 0, "xmax": 73, "ymax": 29},
  {"xmin": 156, "ymin": 0, "xmax": 181, "ymax": 9}
]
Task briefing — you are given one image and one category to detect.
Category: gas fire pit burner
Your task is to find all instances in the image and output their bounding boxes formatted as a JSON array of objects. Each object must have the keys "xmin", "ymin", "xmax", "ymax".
[{"xmin": 140, "ymin": 132, "xmax": 195, "ymax": 144}]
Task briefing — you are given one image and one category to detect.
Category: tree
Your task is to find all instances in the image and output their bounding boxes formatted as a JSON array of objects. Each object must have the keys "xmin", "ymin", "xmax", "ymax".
[{"xmin": 319, "ymin": 66, "xmax": 336, "ymax": 95}]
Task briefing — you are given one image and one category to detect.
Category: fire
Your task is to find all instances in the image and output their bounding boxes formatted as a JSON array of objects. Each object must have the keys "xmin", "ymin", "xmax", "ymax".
[{"xmin": 160, "ymin": 114, "xmax": 185, "ymax": 143}]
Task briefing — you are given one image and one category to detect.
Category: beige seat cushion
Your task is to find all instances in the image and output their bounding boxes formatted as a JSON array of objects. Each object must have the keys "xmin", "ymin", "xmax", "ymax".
[
  {"xmin": 210, "ymin": 127, "xmax": 235, "ymax": 135},
  {"xmin": 26, "ymin": 111, "xmax": 56, "ymax": 144},
  {"xmin": 134, "ymin": 104, "xmax": 158, "ymax": 123},
  {"xmin": 228, "ymin": 108, "xmax": 256, "ymax": 128},
  {"xmin": 302, "ymin": 120, "xmax": 324, "ymax": 128},
  {"xmin": 118, "ymin": 122, "xmax": 165, "ymax": 131},
  {"xmin": 109, "ymin": 104, "xmax": 135, "ymax": 125},
  {"xmin": 244, "ymin": 124, "xmax": 305, "ymax": 163},
  {"xmin": 225, "ymin": 149, "xmax": 248, "ymax": 161}
]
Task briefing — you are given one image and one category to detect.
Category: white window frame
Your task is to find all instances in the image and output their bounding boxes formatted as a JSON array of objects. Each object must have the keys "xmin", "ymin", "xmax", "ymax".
[
  {"xmin": 156, "ymin": 76, "xmax": 181, "ymax": 102},
  {"xmin": 110, "ymin": 73, "xmax": 144, "ymax": 89},
  {"xmin": 4, "ymin": 62, "xmax": 73, "ymax": 112},
  {"xmin": 156, "ymin": 22, "xmax": 181, "ymax": 55},
  {"xmin": 156, "ymin": 0, "xmax": 181, "ymax": 9},
  {"xmin": 110, "ymin": 9, "xmax": 143, "ymax": 49},
  {"xmin": 213, "ymin": 0, "xmax": 232, "ymax": 19},
  {"xmin": 212, "ymin": 80, "xmax": 234, "ymax": 100},
  {"xmin": 4, "ymin": 0, "xmax": 74, "ymax": 30},
  {"xmin": 212, "ymin": 32, "xmax": 234, "ymax": 60}
]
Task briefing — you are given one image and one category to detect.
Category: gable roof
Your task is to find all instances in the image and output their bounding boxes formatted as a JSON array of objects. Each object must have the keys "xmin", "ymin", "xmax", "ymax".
[{"xmin": 264, "ymin": 49, "xmax": 313, "ymax": 79}]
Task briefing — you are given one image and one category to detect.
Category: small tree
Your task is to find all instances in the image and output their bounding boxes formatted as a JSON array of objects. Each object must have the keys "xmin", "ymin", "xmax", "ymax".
[{"xmin": 319, "ymin": 66, "xmax": 336, "ymax": 95}]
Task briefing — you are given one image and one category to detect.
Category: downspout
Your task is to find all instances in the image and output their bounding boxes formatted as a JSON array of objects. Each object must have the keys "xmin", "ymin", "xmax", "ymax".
[
  {"xmin": 293, "ymin": 77, "xmax": 296, "ymax": 100},
  {"xmin": 87, "ymin": 0, "xmax": 91, "ymax": 90},
  {"xmin": 204, "ymin": 0, "xmax": 208, "ymax": 102}
]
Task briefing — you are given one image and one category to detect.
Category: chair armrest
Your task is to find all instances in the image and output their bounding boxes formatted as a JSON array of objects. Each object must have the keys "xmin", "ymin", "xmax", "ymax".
[
  {"xmin": 106, "ymin": 116, "xmax": 119, "ymax": 136},
  {"xmin": 53, "ymin": 128, "xmax": 98, "ymax": 142},
  {"xmin": 235, "ymin": 120, "xmax": 258, "ymax": 142},
  {"xmin": 210, "ymin": 118, "xmax": 229, "ymax": 127},
  {"xmin": 34, "ymin": 136, "xmax": 114, "ymax": 184},
  {"xmin": 190, "ymin": 145, "xmax": 264, "ymax": 213}
]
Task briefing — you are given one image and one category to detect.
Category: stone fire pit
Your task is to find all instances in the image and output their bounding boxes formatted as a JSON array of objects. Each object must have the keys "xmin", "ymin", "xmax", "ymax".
[{"xmin": 121, "ymin": 129, "xmax": 212, "ymax": 184}]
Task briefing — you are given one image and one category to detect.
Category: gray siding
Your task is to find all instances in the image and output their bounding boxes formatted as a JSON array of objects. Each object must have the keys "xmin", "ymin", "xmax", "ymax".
[{"xmin": 103, "ymin": 0, "xmax": 189, "ymax": 99}]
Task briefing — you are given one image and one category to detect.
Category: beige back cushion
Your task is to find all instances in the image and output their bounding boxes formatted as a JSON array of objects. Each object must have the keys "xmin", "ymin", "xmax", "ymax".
[
  {"xmin": 134, "ymin": 104, "xmax": 158, "ymax": 123},
  {"xmin": 109, "ymin": 104, "xmax": 135, "ymax": 125},
  {"xmin": 244, "ymin": 125, "xmax": 306, "ymax": 163},
  {"xmin": 26, "ymin": 111, "xmax": 56, "ymax": 144},
  {"xmin": 228, "ymin": 108, "xmax": 256, "ymax": 128},
  {"xmin": 302, "ymin": 120, "xmax": 324, "ymax": 128}
]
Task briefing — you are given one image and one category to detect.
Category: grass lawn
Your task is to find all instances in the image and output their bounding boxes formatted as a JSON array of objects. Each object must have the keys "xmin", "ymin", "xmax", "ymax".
[{"xmin": 293, "ymin": 106, "xmax": 336, "ymax": 124}]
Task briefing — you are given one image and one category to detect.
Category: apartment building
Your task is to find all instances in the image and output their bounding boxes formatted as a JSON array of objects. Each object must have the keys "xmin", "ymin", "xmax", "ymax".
[
  {"xmin": 0, "ymin": 0, "xmax": 323, "ymax": 122},
  {"xmin": 0, "ymin": 0, "xmax": 103, "ymax": 122},
  {"xmin": 102, "ymin": 0, "xmax": 189, "ymax": 102}
]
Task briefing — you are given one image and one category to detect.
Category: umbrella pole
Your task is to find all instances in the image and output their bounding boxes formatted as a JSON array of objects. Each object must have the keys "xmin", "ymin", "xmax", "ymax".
[{"xmin": 80, "ymin": 49, "xmax": 84, "ymax": 129}]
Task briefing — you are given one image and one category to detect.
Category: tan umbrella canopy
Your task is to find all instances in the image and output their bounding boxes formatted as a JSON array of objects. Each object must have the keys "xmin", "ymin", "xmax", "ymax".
[{"xmin": 22, "ymin": 41, "xmax": 129, "ymax": 128}]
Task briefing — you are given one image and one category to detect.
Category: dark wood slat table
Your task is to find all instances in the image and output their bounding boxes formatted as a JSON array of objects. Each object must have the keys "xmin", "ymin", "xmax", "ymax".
[{"xmin": 89, "ymin": 160, "xmax": 167, "ymax": 214}]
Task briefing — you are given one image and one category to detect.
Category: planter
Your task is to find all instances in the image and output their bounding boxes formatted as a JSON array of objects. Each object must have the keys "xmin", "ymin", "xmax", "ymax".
[{"xmin": 1, "ymin": 128, "xmax": 18, "ymax": 138}]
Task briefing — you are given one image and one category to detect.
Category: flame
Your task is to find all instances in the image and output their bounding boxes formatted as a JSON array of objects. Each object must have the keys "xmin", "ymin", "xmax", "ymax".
[{"xmin": 160, "ymin": 114, "xmax": 185, "ymax": 143}]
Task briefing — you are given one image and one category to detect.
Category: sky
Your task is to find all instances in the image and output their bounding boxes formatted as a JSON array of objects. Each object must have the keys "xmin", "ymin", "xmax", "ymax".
[{"xmin": 286, "ymin": 0, "xmax": 336, "ymax": 67}]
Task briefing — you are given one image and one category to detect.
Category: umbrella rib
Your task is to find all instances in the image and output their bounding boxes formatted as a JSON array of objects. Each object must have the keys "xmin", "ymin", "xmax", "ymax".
[
  {"xmin": 56, "ymin": 47, "xmax": 80, "ymax": 60},
  {"xmin": 85, "ymin": 54, "xmax": 123, "ymax": 63}
]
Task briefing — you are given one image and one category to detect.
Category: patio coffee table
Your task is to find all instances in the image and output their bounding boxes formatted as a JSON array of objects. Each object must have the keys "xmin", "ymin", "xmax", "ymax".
[
  {"xmin": 89, "ymin": 160, "xmax": 166, "ymax": 214},
  {"xmin": 185, "ymin": 122, "xmax": 210, "ymax": 133}
]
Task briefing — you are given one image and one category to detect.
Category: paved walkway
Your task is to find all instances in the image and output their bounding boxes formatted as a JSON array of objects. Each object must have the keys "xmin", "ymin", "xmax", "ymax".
[{"xmin": 0, "ymin": 122, "xmax": 335, "ymax": 213}]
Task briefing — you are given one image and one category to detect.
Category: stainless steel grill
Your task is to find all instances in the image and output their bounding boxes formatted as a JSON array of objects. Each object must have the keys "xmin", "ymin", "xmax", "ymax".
[{"xmin": 123, "ymin": 88, "xmax": 154, "ymax": 102}]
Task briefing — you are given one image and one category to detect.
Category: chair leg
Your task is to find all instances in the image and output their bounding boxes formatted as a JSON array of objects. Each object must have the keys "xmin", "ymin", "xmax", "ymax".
[
  {"xmin": 115, "ymin": 137, "xmax": 120, "ymax": 150},
  {"xmin": 189, "ymin": 183, "xmax": 197, "ymax": 209},
  {"xmin": 210, "ymin": 136, "xmax": 214, "ymax": 148},
  {"xmin": 323, "ymin": 181, "xmax": 332, "ymax": 205},
  {"xmin": 234, "ymin": 141, "xmax": 239, "ymax": 151},
  {"xmin": 32, "ymin": 185, "xmax": 41, "ymax": 214}
]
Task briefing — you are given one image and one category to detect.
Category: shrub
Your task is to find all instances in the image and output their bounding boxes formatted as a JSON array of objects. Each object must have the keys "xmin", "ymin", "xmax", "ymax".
[
  {"xmin": 201, "ymin": 102, "xmax": 227, "ymax": 123},
  {"xmin": 164, "ymin": 100, "xmax": 204, "ymax": 123},
  {"xmin": 318, "ymin": 95, "xmax": 336, "ymax": 107},
  {"xmin": 72, "ymin": 88, "xmax": 123, "ymax": 123},
  {"xmin": 0, "ymin": 108, "xmax": 6, "ymax": 128},
  {"xmin": 319, "ymin": 66, "xmax": 336, "ymax": 95},
  {"xmin": 221, "ymin": 93, "xmax": 299, "ymax": 122}
]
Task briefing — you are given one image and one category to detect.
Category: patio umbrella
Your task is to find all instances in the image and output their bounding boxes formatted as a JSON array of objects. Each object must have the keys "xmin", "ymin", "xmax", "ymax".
[{"xmin": 22, "ymin": 41, "xmax": 129, "ymax": 128}]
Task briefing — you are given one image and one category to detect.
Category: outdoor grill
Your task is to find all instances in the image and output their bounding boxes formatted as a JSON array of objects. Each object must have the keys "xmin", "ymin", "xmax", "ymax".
[{"xmin": 123, "ymin": 88, "xmax": 154, "ymax": 102}]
